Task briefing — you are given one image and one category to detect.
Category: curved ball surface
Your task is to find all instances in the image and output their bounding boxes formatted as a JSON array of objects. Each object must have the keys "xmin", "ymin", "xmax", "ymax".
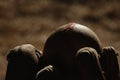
[{"xmin": 43, "ymin": 23, "xmax": 102, "ymax": 69}]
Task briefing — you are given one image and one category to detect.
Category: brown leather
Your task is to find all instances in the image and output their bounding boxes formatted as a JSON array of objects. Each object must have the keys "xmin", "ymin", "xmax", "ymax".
[
  {"xmin": 5, "ymin": 44, "xmax": 42, "ymax": 80},
  {"xmin": 101, "ymin": 46, "xmax": 119, "ymax": 80},
  {"xmin": 75, "ymin": 47, "xmax": 106, "ymax": 80}
]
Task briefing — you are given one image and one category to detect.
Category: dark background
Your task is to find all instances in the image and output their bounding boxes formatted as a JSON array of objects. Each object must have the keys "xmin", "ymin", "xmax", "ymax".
[{"xmin": 0, "ymin": 0, "xmax": 120, "ymax": 80}]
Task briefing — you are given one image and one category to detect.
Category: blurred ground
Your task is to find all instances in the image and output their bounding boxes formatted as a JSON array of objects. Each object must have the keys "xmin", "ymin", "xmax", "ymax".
[{"xmin": 0, "ymin": 0, "xmax": 120, "ymax": 80}]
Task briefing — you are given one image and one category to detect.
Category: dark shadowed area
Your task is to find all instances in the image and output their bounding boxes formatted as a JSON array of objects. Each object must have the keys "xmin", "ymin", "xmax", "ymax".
[{"xmin": 0, "ymin": 0, "xmax": 120, "ymax": 80}]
